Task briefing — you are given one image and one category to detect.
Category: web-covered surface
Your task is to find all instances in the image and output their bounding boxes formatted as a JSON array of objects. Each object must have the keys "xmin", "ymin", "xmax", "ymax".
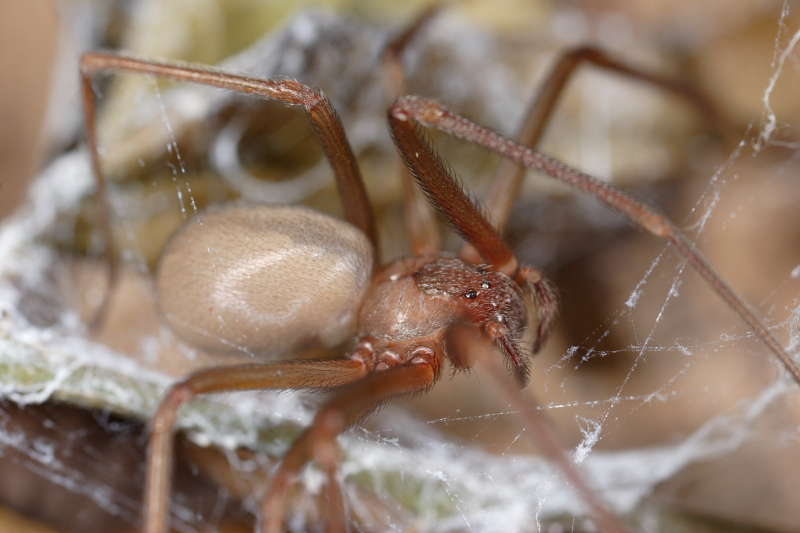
[{"xmin": 1, "ymin": 1, "xmax": 799, "ymax": 532}]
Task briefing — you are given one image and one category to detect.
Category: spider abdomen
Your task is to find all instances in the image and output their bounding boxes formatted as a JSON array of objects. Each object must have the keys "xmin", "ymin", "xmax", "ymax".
[{"xmin": 156, "ymin": 204, "xmax": 373, "ymax": 356}]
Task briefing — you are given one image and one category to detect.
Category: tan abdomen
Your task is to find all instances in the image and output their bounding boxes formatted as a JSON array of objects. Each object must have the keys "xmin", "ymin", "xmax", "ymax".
[{"xmin": 157, "ymin": 205, "xmax": 373, "ymax": 357}]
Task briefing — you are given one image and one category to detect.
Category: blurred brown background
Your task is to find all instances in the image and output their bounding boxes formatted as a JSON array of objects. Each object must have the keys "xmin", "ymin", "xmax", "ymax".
[{"xmin": 0, "ymin": 1, "xmax": 58, "ymax": 219}]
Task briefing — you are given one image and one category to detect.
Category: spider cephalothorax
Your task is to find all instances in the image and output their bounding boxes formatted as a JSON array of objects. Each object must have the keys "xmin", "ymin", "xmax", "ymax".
[
  {"xmin": 349, "ymin": 255, "xmax": 535, "ymax": 383},
  {"xmin": 414, "ymin": 257, "xmax": 533, "ymax": 382}
]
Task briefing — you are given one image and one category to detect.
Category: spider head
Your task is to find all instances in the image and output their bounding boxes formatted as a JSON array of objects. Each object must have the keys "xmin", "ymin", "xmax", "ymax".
[{"xmin": 415, "ymin": 257, "xmax": 533, "ymax": 386}]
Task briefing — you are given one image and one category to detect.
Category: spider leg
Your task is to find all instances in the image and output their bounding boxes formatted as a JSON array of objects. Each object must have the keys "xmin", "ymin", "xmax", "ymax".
[
  {"xmin": 518, "ymin": 265, "xmax": 560, "ymax": 354},
  {"xmin": 389, "ymin": 95, "xmax": 800, "ymax": 385},
  {"xmin": 315, "ymin": 439, "xmax": 348, "ymax": 533},
  {"xmin": 381, "ymin": 2, "xmax": 446, "ymax": 99},
  {"xmin": 79, "ymin": 52, "xmax": 378, "ymax": 328},
  {"xmin": 143, "ymin": 358, "xmax": 367, "ymax": 533},
  {"xmin": 389, "ymin": 105, "xmax": 519, "ymax": 276},
  {"xmin": 381, "ymin": 2, "xmax": 448, "ymax": 255},
  {"xmin": 461, "ymin": 45, "xmax": 731, "ymax": 264},
  {"xmin": 260, "ymin": 362, "xmax": 437, "ymax": 533}
]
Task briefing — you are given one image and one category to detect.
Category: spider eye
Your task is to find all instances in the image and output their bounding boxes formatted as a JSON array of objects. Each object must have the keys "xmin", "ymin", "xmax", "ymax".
[
  {"xmin": 464, "ymin": 290, "xmax": 478, "ymax": 299},
  {"xmin": 481, "ymin": 281, "xmax": 491, "ymax": 289}
]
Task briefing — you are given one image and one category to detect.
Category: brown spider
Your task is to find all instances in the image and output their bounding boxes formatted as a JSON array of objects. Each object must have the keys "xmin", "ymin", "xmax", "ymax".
[{"xmin": 76, "ymin": 5, "xmax": 800, "ymax": 533}]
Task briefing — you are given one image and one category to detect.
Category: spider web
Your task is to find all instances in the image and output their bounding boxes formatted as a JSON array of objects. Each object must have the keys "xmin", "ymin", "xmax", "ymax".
[{"xmin": 1, "ymin": 2, "xmax": 799, "ymax": 532}]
